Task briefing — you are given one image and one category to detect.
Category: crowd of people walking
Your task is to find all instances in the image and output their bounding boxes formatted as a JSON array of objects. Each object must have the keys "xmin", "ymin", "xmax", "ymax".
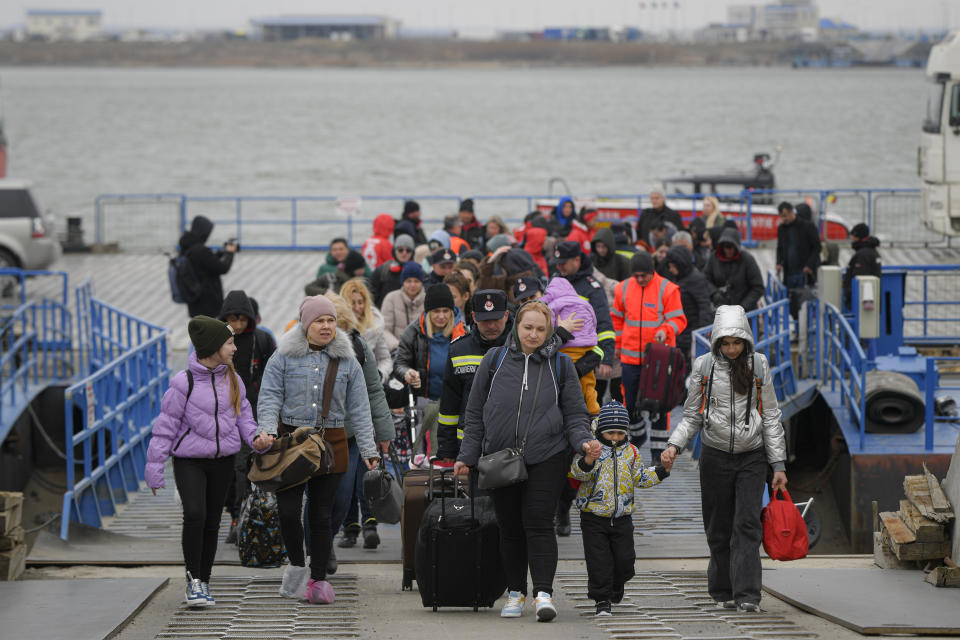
[{"xmin": 150, "ymin": 193, "xmax": 825, "ymax": 617}]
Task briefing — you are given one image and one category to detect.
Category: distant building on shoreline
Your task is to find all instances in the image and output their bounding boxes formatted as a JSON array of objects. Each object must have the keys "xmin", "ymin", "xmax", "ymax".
[
  {"xmin": 25, "ymin": 9, "xmax": 102, "ymax": 41},
  {"xmin": 251, "ymin": 15, "xmax": 399, "ymax": 42}
]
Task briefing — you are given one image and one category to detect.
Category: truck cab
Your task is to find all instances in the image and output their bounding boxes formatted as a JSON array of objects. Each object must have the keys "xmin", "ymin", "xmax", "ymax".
[{"xmin": 920, "ymin": 31, "xmax": 960, "ymax": 235}]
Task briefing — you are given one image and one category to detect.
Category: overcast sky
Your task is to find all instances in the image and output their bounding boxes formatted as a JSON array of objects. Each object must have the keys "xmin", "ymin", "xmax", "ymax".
[{"xmin": 3, "ymin": 0, "xmax": 955, "ymax": 32}]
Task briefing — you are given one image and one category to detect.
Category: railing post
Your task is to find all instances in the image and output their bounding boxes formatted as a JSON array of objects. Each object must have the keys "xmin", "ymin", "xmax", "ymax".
[
  {"xmin": 235, "ymin": 198, "xmax": 243, "ymax": 245},
  {"xmin": 925, "ymin": 356, "xmax": 935, "ymax": 452},
  {"xmin": 291, "ymin": 198, "xmax": 298, "ymax": 249}
]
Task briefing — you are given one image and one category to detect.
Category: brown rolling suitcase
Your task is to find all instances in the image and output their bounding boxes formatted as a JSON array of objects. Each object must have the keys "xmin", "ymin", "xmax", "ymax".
[{"xmin": 401, "ymin": 469, "xmax": 432, "ymax": 590}]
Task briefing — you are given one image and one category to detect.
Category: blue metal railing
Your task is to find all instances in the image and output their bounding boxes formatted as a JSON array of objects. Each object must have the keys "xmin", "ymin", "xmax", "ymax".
[
  {"xmin": 76, "ymin": 279, "xmax": 167, "ymax": 375},
  {"xmin": 93, "ymin": 187, "xmax": 934, "ymax": 251},
  {"xmin": 0, "ymin": 299, "xmax": 73, "ymax": 431},
  {"xmin": 885, "ymin": 264, "xmax": 960, "ymax": 344},
  {"xmin": 60, "ymin": 284, "xmax": 169, "ymax": 540},
  {"xmin": 819, "ymin": 301, "xmax": 869, "ymax": 451},
  {"xmin": 925, "ymin": 357, "xmax": 960, "ymax": 452},
  {"xmin": 0, "ymin": 268, "xmax": 69, "ymax": 311},
  {"xmin": 766, "ymin": 270, "xmax": 788, "ymax": 304}
]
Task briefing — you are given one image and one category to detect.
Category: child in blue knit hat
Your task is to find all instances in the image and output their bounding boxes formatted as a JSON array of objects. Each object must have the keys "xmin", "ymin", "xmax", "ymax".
[{"xmin": 570, "ymin": 400, "xmax": 672, "ymax": 617}]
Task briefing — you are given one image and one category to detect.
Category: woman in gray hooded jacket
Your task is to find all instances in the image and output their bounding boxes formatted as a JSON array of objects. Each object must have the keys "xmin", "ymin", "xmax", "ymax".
[
  {"xmin": 661, "ymin": 305, "xmax": 787, "ymax": 613},
  {"xmin": 454, "ymin": 300, "xmax": 599, "ymax": 622}
]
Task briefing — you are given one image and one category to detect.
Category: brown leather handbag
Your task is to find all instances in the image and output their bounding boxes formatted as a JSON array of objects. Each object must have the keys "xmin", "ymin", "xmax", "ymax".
[{"xmin": 248, "ymin": 359, "xmax": 339, "ymax": 491}]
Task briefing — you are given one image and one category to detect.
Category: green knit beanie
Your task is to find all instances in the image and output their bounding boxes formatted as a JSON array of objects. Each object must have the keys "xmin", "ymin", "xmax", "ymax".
[{"xmin": 188, "ymin": 315, "xmax": 233, "ymax": 359}]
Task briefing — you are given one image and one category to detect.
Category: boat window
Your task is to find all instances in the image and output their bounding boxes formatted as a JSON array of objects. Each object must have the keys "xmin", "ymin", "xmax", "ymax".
[
  {"xmin": 922, "ymin": 79, "xmax": 945, "ymax": 134},
  {"xmin": 951, "ymin": 84, "xmax": 960, "ymax": 128}
]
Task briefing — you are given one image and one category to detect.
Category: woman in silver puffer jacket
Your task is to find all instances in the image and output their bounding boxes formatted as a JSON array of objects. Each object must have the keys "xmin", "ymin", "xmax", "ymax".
[{"xmin": 661, "ymin": 305, "xmax": 787, "ymax": 614}]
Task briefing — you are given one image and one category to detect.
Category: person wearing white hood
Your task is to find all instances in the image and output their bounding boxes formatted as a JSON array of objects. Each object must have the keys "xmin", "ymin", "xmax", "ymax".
[{"xmin": 661, "ymin": 305, "xmax": 787, "ymax": 614}]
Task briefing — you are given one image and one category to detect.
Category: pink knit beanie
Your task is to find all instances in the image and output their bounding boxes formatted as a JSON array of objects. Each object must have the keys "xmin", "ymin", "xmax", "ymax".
[{"xmin": 299, "ymin": 295, "xmax": 337, "ymax": 332}]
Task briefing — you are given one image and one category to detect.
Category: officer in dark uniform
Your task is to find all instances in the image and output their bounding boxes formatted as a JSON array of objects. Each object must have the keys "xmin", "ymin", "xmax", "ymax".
[
  {"xmin": 436, "ymin": 289, "xmax": 512, "ymax": 461},
  {"xmin": 551, "ymin": 241, "xmax": 616, "ymax": 378},
  {"xmin": 510, "ymin": 275, "xmax": 543, "ymax": 310}
]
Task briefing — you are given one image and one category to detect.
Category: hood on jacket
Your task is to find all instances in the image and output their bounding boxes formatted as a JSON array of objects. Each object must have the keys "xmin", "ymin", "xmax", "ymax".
[
  {"xmin": 590, "ymin": 227, "xmax": 617, "ymax": 266},
  {"xmin": 416, "ymin": 306, "xmax": 464, "ymax": 338},
  {"xmin": 852, "ymin": 236, "xmax": 880, "ymax": 251},
  {"xmin": 373, "ymin": 214, "xmax": 395, "ymax": 239},
  {"xmin": 541, "ymin": 276, "xmax": 580, "ymax": 308},
  {"xmin": 394, "ymin": 219, "xmax": 418, "ymax": 241},
  {"xmin": 555, "ymin": 197, "xmax": 576, "ymax": 227},
  {"xmin": 665, "ymin": 245, "xmax": 694, "ymax": 279},
  {"xmin": 715, "ymin": 227, "xmax": 742, "ymax": 261},
  {"xmin": 218, "ymin": 290, "xmax": 257, "ymax": 330},
  {"xmin": 429, "ymin": 229, "xmax": 451, "ymax": 249},
  {"xmin": 179, "ymin": 215, "xmax": 214, "ymax": 251},
  {"xmin": 710, "ymin": 305, "xmax": 755, "ymax": 353},
  {"xmin": 277, "ymin": 326, "xmax": 356, "ymax": 360},
  {"xmin": 521, "ymin": 226, "xmax": 547, "ymax": 255}
]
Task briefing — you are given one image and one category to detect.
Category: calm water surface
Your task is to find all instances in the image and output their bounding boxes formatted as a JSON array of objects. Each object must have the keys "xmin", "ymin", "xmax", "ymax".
[{"xmin": 0, "ymin": 66, "xmax": 926, "ymax": 234}]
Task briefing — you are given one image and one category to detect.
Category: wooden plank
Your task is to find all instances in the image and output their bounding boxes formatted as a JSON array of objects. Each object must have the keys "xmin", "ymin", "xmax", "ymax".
[
  {"xmin": 0, "ymin": 492, "xmax": 22, "ymax": 511},
  {"xmin": 0, "ymin": 503, "xmax": 22, "ymax": 536},
  {"xmin": 899, "ymin": 499, "xmax": 945, "ymax": 543},
  {"xmin": 879, "ymin": 512, "xmax": 916, "ymax": 544},
  {"xmin": 904, "ymin": 475, "xmax": 953, "ymax": 523},
  {"xmin": 924, "ymin": 566, "xmax": 960, "ymax": 588},
  {"xmin": 873, "ymin": 532, "xmax": 915, "ymax": 570},
  {"xmin": 889, "ymin": 537, "xmax": 953, "ymax": 561},
  {"xmin": 0, "ymin": 527, "xmax": 23, "ymax": 552},
  {"xmin": 0, "ymin": 544, "xmax": 26, "ymax": 581},
  {"xmin": 923, "ymin": 462, "xmax": 953, "ymax": 514}
]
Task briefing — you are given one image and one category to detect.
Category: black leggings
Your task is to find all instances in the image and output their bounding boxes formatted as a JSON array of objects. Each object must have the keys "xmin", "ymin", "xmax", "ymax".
[
  {"xmin": 490, "ymin": 451, "xmax": 567, "ymax": 596},
  {"xmin": 277, "ymin": 472, "xmax": 343, "ymax": 581},
  {"xmin": 173, "ymin": 456, "xmax": 234, "ymax": 582},
  {"xmin": 595, "ymin": 377, "xmax": 623, "ymax": 404}
]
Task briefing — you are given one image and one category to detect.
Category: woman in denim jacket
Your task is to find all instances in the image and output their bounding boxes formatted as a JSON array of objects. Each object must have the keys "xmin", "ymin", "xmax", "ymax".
[{"xmin": 257, "ymin": 295, "xmax": 379, "ymax": 604}]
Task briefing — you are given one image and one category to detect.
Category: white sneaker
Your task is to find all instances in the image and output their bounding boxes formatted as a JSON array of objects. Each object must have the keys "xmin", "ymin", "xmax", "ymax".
[
  {"xmin": 534, "ymin": 591, "xmax": 557, "ymax": 622},
  {"xmin": 184, "ymin": 573, "xmax": 208, "ymax": 608},
  {"xmin": 500, "ymin": 591, "xmax": 526, "ymax": 617},
  {"xmin": 279, "ymin": 563, "xmax": 311, "ymax": 599}
]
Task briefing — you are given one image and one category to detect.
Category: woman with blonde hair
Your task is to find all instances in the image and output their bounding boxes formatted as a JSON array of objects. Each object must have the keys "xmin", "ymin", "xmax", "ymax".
[
  {"xmin": 701, "ymin": 196, "xmax": 726, "ymax": 230},
  {"xmin": 322, "ymin": 292, "xmax": 396, "ymax": 553},
  {"xmin": 454, "ymin": 300, "xmax": 598, "ymax": 622},
  {"xmin": 340, "ymin": 278, "xmax": 394, "ymax": 379},
  {"xmin": 394, "ymin": 284, "xmax": 466, "ymax": 455},
  {"xmin": 147, "ymin": 316, "xmax": 273, "ymax": 607}
]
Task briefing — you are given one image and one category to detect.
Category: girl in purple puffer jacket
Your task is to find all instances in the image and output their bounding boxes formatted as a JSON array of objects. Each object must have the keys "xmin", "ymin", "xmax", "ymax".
[
  {"xmin": 146, "ymin": 316, "xmax": 273, "ymax": 609},
  {"xmin": 541, "ymin": 276, "xmax": 601, "ymax": 415}
]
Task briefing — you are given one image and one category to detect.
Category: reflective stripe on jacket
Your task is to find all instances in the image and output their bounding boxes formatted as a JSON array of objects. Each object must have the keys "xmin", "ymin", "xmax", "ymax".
[{"xmin": 612, "ymin": 272, "xmax": 686, "ymax": 365}]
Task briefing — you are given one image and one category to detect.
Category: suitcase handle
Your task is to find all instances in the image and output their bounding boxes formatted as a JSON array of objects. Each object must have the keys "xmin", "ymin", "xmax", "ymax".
[
  {"xmin": 387, "ymin": 443, "xmax": 405, "ymax": 483},
  {"xmin": 429, "ymin": 464, "xmax": 475, "ymax": 524}
]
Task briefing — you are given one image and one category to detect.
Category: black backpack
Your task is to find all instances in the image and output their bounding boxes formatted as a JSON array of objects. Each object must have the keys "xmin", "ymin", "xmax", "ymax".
[
  {"xmin": 237, "ymin": 487, "xmax": 287, "ymax": 568},
  {"xmin": 168, "ymin": 253, "xmax": 201, "ymax": 304}
]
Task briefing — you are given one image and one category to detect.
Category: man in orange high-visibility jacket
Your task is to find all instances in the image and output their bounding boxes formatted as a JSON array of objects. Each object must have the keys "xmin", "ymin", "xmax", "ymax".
[{"xmin": 612, "ymin": 251, "xmax": 686, "ymax": 464}]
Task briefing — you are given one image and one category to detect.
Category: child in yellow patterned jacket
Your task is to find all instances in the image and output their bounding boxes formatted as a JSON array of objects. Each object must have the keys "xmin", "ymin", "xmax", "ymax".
[{"xmin": 570, "ymin": 401, "xmax": 672, "ymax": 617}]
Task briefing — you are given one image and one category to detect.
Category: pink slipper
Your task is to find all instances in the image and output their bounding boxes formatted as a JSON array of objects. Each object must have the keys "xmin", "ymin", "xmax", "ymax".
[{"xmin": 305, "ymin": 579, "xmax": 335, "ymax": 604}]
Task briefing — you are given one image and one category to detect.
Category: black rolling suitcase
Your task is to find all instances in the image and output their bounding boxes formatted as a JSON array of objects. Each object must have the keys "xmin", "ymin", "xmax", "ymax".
[{"xmin": 415, "ymin": 468, "xmax": 506, "ymax": 611}]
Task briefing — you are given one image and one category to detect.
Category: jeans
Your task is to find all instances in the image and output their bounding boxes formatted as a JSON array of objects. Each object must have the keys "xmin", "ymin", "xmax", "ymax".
[
  {"xmin": 580, "ymin": 512, "xmax": 635, "ymax": 602},
  {"xmin": 173, "ymin": 456, "xmax": 234, "ymax": 582},
  {"xmin": 490, "ymin": 451, "xmax": 568, "ymax": 596},
  {"xmin": 277, "ymin": 472, "xmax": 344, "ymax": 581},
  {"xmin": 699, "ymin": 445, "xmax": 767, "ymax": 606},
  {"xmin": 331, "ymin": 438, "xmax": 374, "ymax": 537},
  {"xmin": 784, "ymin": 273, "xmax": 806, "ymax": 289},
  {"xmin": 621, "ymin": 362, "xmax": 667, "ymax": 457}
]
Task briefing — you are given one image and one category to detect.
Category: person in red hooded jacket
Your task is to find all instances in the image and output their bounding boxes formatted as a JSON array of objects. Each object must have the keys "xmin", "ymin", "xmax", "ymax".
[
  {"xmin": 362, "ymin": 214, "xmax": 395, "ymax": 269},
  {"xmin": 567, "ymin": 209, "xmax": 598, "ymax": 255},
  {"xmin": 517, "ymin": 213, "xmax": 550, "ymax": 275}
]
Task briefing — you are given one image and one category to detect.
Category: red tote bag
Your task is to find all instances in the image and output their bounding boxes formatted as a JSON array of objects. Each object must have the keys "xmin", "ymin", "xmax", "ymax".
[{"xmin": 761, "ymin": 488, "xmax": 809, "ymax": 561}]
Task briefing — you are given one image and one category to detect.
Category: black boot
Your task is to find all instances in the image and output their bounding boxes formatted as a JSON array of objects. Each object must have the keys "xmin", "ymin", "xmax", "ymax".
[
  {"xmin": 556, "ymin": 505, "xmax": 572, "ymax": 537},
  {"xmin": 326, "ymin": 541, "xmax": 337, "ymax": 575},
  {"xmin": 338, "ymin": 522, "xmax": 360, "ymax": 548},
  {"xmin": 362, "ymin": 518, "xmax": 380, "ymax": 549}
]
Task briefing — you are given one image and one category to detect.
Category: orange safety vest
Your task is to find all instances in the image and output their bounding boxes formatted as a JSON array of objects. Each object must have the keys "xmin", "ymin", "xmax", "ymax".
[{"xmin": 612, "ymin": 273, "xmax": 686, "ymax": 366}]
